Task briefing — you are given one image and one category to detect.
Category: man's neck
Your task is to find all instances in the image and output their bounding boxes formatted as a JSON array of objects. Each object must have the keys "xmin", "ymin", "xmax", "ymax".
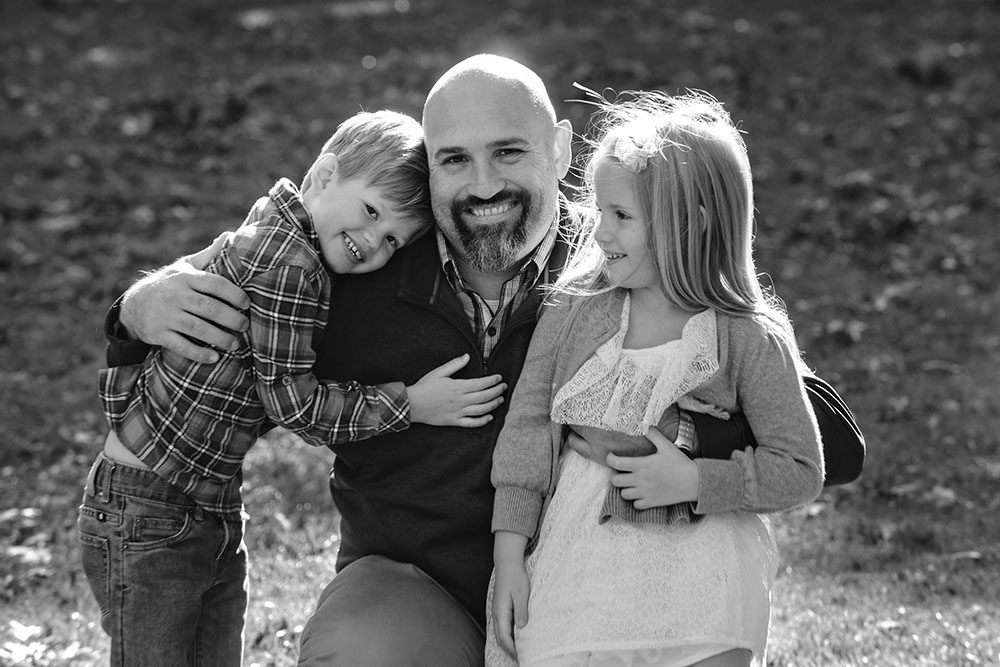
[{"xmin": 453, "ymin": 255, "xmax": 519, "ymax": 300}]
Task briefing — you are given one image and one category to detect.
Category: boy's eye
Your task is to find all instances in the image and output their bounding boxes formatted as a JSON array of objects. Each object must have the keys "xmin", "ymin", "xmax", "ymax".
[
  {"xmin": 365, "ymin": 204, "xmax": 379, "ymax": 221},
  {"xmin": 387, "ymin": 235, "xmax": 399, "ymax": 249}
]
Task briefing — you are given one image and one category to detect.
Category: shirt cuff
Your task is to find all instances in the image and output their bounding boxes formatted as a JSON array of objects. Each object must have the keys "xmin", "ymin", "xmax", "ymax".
[
  {"xmin": 692, "ymin": 456, "xmax": 745, "ymax": 514},
  {"xmin": 104, "ymin": 295, "xmax": 153, "ymax": 367}
]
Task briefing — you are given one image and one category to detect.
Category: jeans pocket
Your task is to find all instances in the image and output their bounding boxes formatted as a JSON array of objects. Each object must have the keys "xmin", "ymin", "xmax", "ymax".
[
  {"xmin": 78, "ymin": 507, "xmax": 112, "ymax": 618},
  {"xmin": 126, "ymin": 505, "xmax": 193, "ymax": 551}
]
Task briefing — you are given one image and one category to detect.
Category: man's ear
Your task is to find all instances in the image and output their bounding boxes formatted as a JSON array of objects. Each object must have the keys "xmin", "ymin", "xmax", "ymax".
[
  {"xmin": 303, "ymin": 152, "xmax": 340, "ymax": 194},
  {"xmin": 553, "ymin": 119, "xmax": 573, "ymax": 180}
]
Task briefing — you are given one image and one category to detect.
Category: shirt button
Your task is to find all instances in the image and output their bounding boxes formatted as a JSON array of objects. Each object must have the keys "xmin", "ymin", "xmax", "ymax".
[
  {"xmin": 281, "ymin": 375, "xmax": 293, "ymax": 386},
  {"xmin": 487, "ymin": 326, "xmax": 497, "ymax": 336}
]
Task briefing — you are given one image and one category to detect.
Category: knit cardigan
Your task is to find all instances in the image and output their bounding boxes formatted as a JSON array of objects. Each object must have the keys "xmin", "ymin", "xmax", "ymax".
[{"xmin": 491, "ymin": 287, "xmax": 825, "ymax": 545}]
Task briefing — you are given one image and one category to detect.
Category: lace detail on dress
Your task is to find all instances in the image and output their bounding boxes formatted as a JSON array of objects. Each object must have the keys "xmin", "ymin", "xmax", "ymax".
[{"xmin": 551, "ymin": 296, "xmax": 720, "ymax": 434}]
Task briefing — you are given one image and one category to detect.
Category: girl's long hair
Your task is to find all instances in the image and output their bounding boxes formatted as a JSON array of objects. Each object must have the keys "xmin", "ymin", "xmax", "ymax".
[{"xmin": 551, "ymin": 89, "xmax": 794, "ymax": 345}]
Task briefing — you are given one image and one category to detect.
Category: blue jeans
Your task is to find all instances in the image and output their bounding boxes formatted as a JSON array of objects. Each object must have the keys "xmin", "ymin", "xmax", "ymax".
[{"xmin": 78, "ymin": 452, "xmax": 248, "ymax": 666}]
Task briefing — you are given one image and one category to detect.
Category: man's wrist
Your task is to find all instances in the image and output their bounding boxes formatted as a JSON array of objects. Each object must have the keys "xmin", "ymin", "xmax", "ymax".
[{"xmin": 675, "ymin": 410, "xmax": 700, "ymax": 457}]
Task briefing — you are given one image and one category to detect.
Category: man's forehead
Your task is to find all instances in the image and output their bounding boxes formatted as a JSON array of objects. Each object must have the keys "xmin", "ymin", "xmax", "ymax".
[{"xmin": 425, "ymin": 92, "xmax": 550, "ymax": 150}]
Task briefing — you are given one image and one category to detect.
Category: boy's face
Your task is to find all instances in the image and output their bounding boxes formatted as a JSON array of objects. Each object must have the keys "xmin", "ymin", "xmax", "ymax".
[{"xmin": 309, "ymin": 176, "xmax": 425, "ymax": 274}]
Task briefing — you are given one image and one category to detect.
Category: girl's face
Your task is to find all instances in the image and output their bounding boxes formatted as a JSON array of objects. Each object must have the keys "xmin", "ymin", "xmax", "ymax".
[{"xmin": 593, "ymin": 160, "xmax": 659, "ymax": 292}]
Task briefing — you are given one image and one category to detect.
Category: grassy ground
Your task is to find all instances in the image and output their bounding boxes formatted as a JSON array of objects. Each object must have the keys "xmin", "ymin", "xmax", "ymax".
[{"xmin": 2, "ymin": 0, "xmax": 999, "ymax": 664}]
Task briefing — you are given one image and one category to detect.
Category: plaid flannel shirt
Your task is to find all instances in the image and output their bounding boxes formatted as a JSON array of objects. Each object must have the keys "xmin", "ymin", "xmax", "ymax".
[
  {"xmin": 436, "ymin": 222, "xmax": 558, "ymax": 363},
  {"xmin": 99, "ymin": 179, "xmax": 409, "ymax": 520}
]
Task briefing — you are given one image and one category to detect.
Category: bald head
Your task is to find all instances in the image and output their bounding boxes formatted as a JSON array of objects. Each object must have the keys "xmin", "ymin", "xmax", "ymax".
[{"xmin": 423, "ymin": 54, "xmax": 556, "ymax": 132}]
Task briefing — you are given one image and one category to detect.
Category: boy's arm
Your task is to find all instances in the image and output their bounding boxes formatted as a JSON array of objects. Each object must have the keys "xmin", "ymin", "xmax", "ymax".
[
  {"xmin": 247, "ymin": 264, "xmax": 409, "ymax": 446},
  {"xmin": 106, "ymin": 233, "xmax": 250, "ymax": 367}
]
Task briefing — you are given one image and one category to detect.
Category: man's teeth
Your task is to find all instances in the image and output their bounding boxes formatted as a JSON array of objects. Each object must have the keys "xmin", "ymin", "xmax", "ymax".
[
  {"xmin": 343, "ymin": 233, "xmax": 364, "ymax": 262},
  {"xmin": 470, "ymin": 201, "xmax": 516, "ymax": 217}
]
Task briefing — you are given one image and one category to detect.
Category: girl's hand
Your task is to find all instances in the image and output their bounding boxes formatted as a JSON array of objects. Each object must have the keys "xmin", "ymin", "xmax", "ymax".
[
  {"xmin": 407, "ymin": 354, "xmax": 506, "ymax": 427},
  {"xmin": 492, "ymin": 561, "xmax": 530, "ymax": 658},
  {"xmin": 607, "ymin": 427, "xmax": 699, "ymax": 508}
]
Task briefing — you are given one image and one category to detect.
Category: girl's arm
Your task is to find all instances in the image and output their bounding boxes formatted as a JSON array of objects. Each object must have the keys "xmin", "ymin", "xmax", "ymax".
[
  {"xmin": 490, "ymin": 300, "xmax": 572, "ymax": 540},
  {"xmin": 694, "ymin": 321, "xmax": 825, "ymax": 514},
  {"xmin": 492, "ymin": 531, "xmax": 530, "ymax": 657}
]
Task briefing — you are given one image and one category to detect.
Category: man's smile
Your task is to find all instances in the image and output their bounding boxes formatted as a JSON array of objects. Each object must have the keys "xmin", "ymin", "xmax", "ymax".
[{"xmin": 467, "ymin": 199, "xmax": 518, "ymax": 218}]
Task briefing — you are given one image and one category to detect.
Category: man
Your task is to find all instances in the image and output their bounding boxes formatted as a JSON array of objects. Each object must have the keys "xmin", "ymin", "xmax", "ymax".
[{"xmin": 105, "ymin": 54, "xmax": 863, "ymax": 665}]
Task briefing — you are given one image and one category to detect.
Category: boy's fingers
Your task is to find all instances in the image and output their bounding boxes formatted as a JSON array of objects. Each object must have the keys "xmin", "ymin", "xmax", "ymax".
[
  {"xmin": 463, "ymin": 385, "xmax": 507, "ymax": 405},
  {"xmin": 462, "ymin": 397, "xmax": 503, "ymax": 417},
  {"xmin": 431, "ymin": 353, "xmax": 471, "ymax": 378},
  {"xmin": 454, "ymin": 374, "xmax": 504, "ymax": 392},
  {"xmin": 457, "ymin": 415, "xmax": 493, "ymax": 428}
]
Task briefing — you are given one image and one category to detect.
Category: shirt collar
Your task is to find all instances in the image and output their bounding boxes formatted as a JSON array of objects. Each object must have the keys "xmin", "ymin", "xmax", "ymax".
[{"xmin": 269, "ymin": 178, "xmax": 319, "ymax": 246}]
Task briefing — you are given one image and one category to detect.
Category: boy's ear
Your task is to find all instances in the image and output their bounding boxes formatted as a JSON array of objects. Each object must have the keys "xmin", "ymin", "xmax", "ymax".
[
  {"xmin": 305, "ymin": 152, "xmax": 340, "ymax": 192},
  {"xmin": 553, "ymin": 119, "xmax": 573, "ymax": 180}
]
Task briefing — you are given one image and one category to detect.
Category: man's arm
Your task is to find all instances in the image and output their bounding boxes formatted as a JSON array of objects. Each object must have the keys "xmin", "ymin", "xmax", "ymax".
[
  {"xmin": 107, "ymin": 233, "xmax": 251, "ymax": 365},
  {"xmin": 565, "ymin": 374, "xmax": 865, "ymax": 487},
  {"xmin": 689, "ymin": 374, "xmax": 865, "ymax": 487}
]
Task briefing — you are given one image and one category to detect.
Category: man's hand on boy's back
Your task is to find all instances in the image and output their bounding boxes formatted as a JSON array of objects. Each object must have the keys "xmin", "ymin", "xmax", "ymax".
[
  {"xmin": 407, "ymin": 353, "xmax": 507, "ymax": 428},
  {"xmin": 120, "ymin": 232, "xmax": 250, "ymax": 364}
]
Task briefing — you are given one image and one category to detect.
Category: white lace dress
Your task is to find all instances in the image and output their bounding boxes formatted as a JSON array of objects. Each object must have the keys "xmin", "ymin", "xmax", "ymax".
[{"xmin": 486, "ymin": 299, "xmax": 778, "ymax": 667}]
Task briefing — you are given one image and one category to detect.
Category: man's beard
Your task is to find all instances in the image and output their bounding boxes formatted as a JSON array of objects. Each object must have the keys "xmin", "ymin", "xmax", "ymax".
[{"xmin": 448, "ymin": 190, "xmax": 534, "ymax": 272}]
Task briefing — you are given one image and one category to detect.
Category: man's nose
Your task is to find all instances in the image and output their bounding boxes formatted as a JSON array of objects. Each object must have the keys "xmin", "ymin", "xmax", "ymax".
[{"xmin": 468, "ymin": 161, "xmax": 504, "ymax": 200}]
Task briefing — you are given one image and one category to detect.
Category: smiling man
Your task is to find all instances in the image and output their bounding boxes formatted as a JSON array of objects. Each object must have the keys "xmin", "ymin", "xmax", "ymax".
[{"xmin": 101, "ymin": 54, "xmax": 863, "ymax": 666}]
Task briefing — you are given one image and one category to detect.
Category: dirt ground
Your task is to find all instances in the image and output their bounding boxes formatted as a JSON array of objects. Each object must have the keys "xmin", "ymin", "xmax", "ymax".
[{"xmin": 2, "ymin": 0, "xmax": 999, "ymax": 664}]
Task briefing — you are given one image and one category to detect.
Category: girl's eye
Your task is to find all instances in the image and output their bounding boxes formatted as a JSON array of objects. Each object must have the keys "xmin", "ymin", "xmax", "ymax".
[
  {"xmin": 615, "ymin": 210, "xmax": 631, "ymax": 221},
  {"xmin": 365, "ymin": 204, "xmax": 379, "ymax": 221}
]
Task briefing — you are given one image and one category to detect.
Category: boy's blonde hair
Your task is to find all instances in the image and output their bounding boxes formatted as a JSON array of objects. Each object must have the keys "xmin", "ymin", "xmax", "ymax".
[
  {"xmin": 309, "ymin": 110, "xmax": 432, "ymax": 225},
  {"xmin": 558, "ymin": 90, "xmax": 791, "ymax": 336}
]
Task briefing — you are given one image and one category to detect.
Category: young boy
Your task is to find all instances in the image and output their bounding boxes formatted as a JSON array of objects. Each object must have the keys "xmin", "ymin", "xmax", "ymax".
[{"xmin": 78, "ymin": 110, "xmax": 507, "ymax": 666}]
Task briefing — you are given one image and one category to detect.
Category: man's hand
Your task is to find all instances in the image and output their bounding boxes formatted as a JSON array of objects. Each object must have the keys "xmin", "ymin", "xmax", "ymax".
[
  {"xmin": 608, "ymin": 427, "xmax": 700, "ymax": 508},
  {"xmin": 407, "ymin": 354, "xmax": 506, "ymax": 427},
  {"xmin": 492, "ymin": 531, "xmax": 530, "ymax": 659},
  {"xmin": 120, "ymin": 233, "xmax": 250, "ymax": 363}
]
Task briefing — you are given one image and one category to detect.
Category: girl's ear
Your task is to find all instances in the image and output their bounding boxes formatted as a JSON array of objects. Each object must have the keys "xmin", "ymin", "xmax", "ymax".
[
  {"xmin": 303, "ymin": 152, "xmax": 340, "ymax": 194},
  {"xmin": 553, "ymin": 119, "xmax": 573, "ymax": 180}
]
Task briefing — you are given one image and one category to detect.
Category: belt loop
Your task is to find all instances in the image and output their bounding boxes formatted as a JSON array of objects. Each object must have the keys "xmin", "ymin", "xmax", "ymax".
[
  {"xmin": 84, "ymin": 456, "xmax": 102, "ymax": 498},
  {"xmin": 97, "ymin": 460, "xmax": 115, "ymax": 503}
]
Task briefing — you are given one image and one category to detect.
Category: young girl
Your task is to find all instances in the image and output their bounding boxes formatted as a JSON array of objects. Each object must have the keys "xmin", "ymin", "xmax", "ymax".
[{"xmin": 488, "ymin": 91, "xmax": 825, "ymax": 667}]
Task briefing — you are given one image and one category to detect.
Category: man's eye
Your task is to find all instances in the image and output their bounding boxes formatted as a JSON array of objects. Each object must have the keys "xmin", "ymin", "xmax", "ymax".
[
  {"xmin": 365, "ymin": 204, "xmax": 379, "ymax": 221},
  {"xmin": 497, "ymin": 148, "xmax": 524, "ymax": 158},
  {"xmin": 442, "ymin": 155, "xmax": 467, "ymax": 165}
]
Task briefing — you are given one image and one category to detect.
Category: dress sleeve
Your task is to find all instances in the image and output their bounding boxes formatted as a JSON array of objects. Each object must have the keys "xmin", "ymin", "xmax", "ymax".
[
  {"xmin": 693, "ymin": 322, "xmax": 825, "ymax": 514},
  {"xmin": 248, "ymin": 265, "xmax": 409, "ymax": 446},
  {"xmin": 491, "ymin": 300, "xmax": 572, "ymax": 538}
]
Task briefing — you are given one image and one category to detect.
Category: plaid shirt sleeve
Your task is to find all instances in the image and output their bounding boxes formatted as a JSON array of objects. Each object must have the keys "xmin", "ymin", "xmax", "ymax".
[{"xmin": 246, "ymin": 264, "xmax": 410, "ymax": 446}]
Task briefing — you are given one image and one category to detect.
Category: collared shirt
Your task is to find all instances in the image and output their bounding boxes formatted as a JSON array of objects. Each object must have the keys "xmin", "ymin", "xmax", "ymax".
[
  {"xmin": 99, "ymin": 179, "xmax": 409, "ymax": 520},
  {"xmin": 436, "ymin": 221, "xmax": 558, "ymax": 362}
]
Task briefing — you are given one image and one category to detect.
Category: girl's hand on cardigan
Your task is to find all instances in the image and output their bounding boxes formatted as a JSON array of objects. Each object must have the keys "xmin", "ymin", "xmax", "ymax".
[
  {"xmin": 608, "ymin": 427, "xmax": 699, "ymax": 508},
  {"xmin": 408, "ymin": 354, "xmax": 507, "ymax": 427}
]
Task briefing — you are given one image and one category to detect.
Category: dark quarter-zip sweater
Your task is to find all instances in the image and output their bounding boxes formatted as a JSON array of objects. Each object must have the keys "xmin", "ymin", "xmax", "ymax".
[{"xmin": 314, "ymin": 230, "xmax": 562, "ymax": 628}]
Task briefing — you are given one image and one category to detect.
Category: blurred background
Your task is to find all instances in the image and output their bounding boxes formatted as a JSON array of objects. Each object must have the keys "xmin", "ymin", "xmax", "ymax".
[{"xmin": 1, "ymin": 0, "xmax": 998, "ymax": 664}]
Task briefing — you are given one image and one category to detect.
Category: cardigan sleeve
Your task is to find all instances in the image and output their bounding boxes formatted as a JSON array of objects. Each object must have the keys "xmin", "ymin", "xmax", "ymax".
[
  {"xmin": 491, "ymin": 300, "xmax": 572, "ymax": 538},
  {"xmin": 694, "ymin": 318, "xmax": 825, "ymax": 514}
]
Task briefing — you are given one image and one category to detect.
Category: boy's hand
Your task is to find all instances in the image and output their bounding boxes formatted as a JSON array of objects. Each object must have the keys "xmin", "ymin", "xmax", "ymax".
[
  {"xmin": 492, "ymin": 561, "xmax": 529, "ymax": 658},
  {"xmin": 120, "ymin": 233, "xmax": 250, "ymax": 364},
  {"xmin": 608, "ymin": 427, "xmax": 700, "ymax": 508},
  {"xmin": 407, "ymin": 354, "xmax": 506, "ymax": 427}
]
